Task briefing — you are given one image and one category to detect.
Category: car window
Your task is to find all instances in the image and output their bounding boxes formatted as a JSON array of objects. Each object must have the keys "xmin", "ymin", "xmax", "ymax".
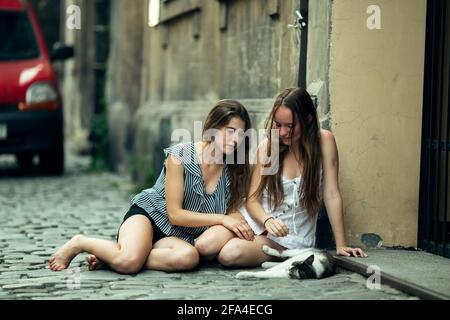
[{"xmin": 0, "ymin": 11, "xmax": 40, "ymax": 61}]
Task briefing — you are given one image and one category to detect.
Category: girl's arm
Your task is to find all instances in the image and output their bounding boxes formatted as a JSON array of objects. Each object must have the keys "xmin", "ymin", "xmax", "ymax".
[
  {"xmin": 165, "ymin": 154, "xmax": 253, "ymax": 240},
  {"xmin": 321, "ymin": 130, "xmax": 367, "ymax": 257},
  {"xmin": 246, "ymin": 142, "xmax": 289, "ymax": 237}
]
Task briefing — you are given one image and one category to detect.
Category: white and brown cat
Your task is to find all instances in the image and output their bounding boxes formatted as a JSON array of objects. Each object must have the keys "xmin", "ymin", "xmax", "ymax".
[{"xmin": 236, "ymin": 245, "xmax": 335, "ymax": 280}]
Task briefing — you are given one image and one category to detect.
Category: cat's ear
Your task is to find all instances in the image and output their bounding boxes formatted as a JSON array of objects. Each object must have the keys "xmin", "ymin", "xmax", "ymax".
[{"xmin": 305, "ymin": 254, "xmax": 315, "ymax": 265}]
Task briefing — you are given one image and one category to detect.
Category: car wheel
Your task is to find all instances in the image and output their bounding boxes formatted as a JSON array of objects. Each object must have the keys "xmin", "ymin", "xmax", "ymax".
[{"xmin": 40, "ymin": 145, "xmax": 64, "ymax": 175}]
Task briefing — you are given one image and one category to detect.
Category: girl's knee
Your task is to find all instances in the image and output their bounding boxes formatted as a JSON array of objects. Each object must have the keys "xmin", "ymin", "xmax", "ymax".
[
  {"xmin": 112, "ymin": 252, "xmax": 145, "ymax": 274},
  {"xmin": 217, "ymin": 240, "xmax": 245, "ymax": 267},
  {"xmin": 196, "ymin": 226, "xmax": 235, "ymax": 257},
  {"xmin": 170, "ymin": 247, "xmax": 200, "ymax": 271},
  {"xmin": 195, "ymin": 237, "xmax": 220, "ymax": 257}
]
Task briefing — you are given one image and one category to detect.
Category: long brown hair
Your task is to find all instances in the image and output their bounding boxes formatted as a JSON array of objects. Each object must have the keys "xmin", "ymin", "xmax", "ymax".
[
  {"xmin": 252, "ymin": 88, "xmax": 322, "ymax": 216},
  {"xmin": 203, "ymin": 99, "xmax": 252, "ymax": 212}
]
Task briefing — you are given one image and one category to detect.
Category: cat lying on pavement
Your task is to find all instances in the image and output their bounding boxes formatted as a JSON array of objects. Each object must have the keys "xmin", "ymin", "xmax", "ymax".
[{"xmin": 236, "ymin": 245, "xmax": 336, "ymax": 280}]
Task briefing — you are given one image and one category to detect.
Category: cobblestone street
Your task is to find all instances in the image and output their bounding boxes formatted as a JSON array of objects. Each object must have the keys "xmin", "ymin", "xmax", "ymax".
[{"xmin": 0, "ymin": 152, "xmax": 419, "ymax": 300}]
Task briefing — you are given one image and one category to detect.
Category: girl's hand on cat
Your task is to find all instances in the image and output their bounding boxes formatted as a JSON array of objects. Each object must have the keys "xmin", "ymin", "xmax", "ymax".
[
  {"xmin": 265, "ymin": 218, "xmax": 289, "ymax": 237},
  {"xmin": 222, "ymin": 215, "xmax": 255, "ymax": 241},
  {"xmin": 336, "ymin": 246, "xmax": 368, "ymax": 257}
]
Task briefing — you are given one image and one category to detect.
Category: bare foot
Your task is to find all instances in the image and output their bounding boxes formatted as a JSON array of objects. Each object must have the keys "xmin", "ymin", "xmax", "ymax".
[
  {"xmin": 86, "ymin": 254, "xmax": 106, "ymax": 271},
  {"xmin": 48, "ymin": 235, "xmax": 84, "ymax": 271}
]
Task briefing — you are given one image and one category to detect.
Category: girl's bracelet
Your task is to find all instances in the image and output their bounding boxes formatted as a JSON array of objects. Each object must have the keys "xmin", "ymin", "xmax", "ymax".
[{"xmin": 263, "ymin": 217, "xmax": 274, "ymax": 228}]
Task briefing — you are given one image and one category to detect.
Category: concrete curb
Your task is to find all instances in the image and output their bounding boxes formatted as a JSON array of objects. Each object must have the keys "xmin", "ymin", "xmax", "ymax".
[{"xmin": 333, "ymin": 256, "xmax": 450, "ymax": 300}]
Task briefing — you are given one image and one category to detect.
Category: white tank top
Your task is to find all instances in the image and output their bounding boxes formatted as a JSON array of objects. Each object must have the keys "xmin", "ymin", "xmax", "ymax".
[{"xmin": 241, "ymin": 175, "xmax": 319, "ymax": 250}]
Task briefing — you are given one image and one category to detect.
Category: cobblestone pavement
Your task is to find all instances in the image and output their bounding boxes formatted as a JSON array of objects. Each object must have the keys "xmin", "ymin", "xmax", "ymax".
[{"xmin": 0, "ymin": 152, "xmax": 419, "ymax": 300}]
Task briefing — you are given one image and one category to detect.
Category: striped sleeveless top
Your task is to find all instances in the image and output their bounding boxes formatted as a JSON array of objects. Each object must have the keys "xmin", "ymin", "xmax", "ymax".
[{"xmin": 130, "ymin": 142, "xmax": 231, "ymax": 244}]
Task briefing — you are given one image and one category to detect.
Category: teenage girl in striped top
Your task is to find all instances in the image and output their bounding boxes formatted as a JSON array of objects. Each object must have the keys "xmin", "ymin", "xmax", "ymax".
[{"xmin": 49, "ymin": 100, "xmax": 255, "ymax": 273}]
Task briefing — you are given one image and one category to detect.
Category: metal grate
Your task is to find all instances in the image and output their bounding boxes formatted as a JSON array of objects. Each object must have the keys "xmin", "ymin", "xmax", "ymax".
[{"xmin": 418, "ymin": 0, "xmax": 450, "ymax": 258}]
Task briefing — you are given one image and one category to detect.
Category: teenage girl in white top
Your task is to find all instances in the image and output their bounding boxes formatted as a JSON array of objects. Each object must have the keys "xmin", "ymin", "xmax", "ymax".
[{"xmin": 218, "ymin": 87, "xmax": 368, "ymax": 267}]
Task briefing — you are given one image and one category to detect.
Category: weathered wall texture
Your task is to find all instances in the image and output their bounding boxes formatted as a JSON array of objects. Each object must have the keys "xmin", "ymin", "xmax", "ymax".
[
  {"xmin": 106, "ymin": 0, "xmax": 146, "ymax": 173},
  {"xmin": 329, "ymin": 0, "xmax": 427, "ymax": 247},
  {"xmin": 144, "ymin": 0, "xmax": 300, "ymax": 102},
  {"xmin": 306, "ymin": 0, "xmax": 332, "ymax": 129},
  {"xmin": 130, "ymin": 0, "xmax": 302, "ymax": 182},
  {"xmin": 61, "ymin": 0, "xmax": 96, "ymax": 153}
]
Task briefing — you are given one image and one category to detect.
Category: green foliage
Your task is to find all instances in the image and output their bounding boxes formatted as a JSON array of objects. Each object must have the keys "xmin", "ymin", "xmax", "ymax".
[
  {"xmin": 130, "ymin": 155, "xmax": 158, "ymax": 195},
  {"xmin": 90, "ymin": 112, "xmax": 110, "ymax": 172},
  {"xmin": 89, "ymin": 75, "xmax": 110, "ymax": 172}
]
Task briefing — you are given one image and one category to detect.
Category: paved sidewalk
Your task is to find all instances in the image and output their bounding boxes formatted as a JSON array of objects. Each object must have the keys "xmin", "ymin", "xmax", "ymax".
[
  {"xmin": 336, "ymin": 248, "xmax": 450, "ymax": 299},
  {"xmin": 0, "ymin": 152, "xmax": 420, "ymax": 300}
]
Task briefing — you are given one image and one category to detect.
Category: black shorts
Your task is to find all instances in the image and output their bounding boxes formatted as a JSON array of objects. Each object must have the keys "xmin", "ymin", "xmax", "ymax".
[{"xmin": 117, "ymin": 204, "xmax": 168, "ymax": 244}]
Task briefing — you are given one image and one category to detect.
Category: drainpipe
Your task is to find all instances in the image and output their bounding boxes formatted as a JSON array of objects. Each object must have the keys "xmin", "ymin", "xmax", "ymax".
[{"xmin": 297, "ymin": 0, "xmax": 308, "ymax": 88}]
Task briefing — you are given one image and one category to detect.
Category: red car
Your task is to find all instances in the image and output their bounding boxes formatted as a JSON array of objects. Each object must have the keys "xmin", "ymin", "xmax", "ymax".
[{"xmin": 0, "ymin": 0, "xmax": 73, "ymax": 174}]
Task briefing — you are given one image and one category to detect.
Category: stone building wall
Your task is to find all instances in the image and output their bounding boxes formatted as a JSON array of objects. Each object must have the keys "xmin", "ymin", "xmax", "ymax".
[
  {"xmin": 60, "ymin": 0, "xmax": 96, "ymax": 153},
  {"xmin": 131, "ymin": 0, "xmax": 303, "ymax": 181}
]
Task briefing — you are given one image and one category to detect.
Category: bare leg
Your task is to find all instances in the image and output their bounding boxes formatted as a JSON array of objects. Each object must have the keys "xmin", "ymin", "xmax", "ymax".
[
  {"xmin": 48, "ymin": 234, "xmax": 85, "ymax": 271},
  {"xmin": 49, "ymin": 215, "xmax": 153, "ymax": 273},
  {"xmin": 194, "ymin": 225, "xmax": 235, "ymax": 260},
  {"xmin": 217, "ymin": 235, "xmax": 286, "ymax": 268},
  {"xmin": 86, "ymin": 255, "xmax": 106, "ymax": 271},
  {"xmin": 143, "ymin": 237, "xmax": 200, "ymax": 272},
  {"xmin": 84, "ymin": 226, "xmax": 234, "ymax": 270}
]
